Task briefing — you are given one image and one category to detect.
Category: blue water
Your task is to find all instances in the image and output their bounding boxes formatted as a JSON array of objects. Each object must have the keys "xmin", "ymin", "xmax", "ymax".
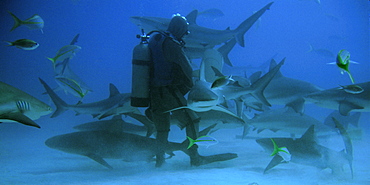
[{"xmin": 0, "ymin": 0, "xmax": 369, "ymax": 184}]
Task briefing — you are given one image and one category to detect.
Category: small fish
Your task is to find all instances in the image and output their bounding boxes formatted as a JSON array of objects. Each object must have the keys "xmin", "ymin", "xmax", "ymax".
[
  {"xmin": 5, "ymin": 39, "xmax": 39, "ymax": 50},
  {"xmin": 339, "ymin": 84, "xmax": 364, "ymax": 94},
  {"xmin": 8, "ymin": 11, "xmax": 44, "ymax": 33},
  {"xmin": 47, "ymin": 45, "xmax": 81, "ymax": 67},
  {"xmin": 335, "ymin": 49, "xmax": 355, "ymax": 84},
  {"xmin": 187, "ymin": 135, "xmax": 218, "ymax": 149},
  {"xmin": 55, "ymin": 76, "xmax": 89, "ymax": 98},
  {"xmin": 270, "ymin": 138, "xmax": 291, "ymax": 162},
  {"xmin": 211, "ymin": 75, "xmax": 234, "ymax": 89},
  {"xmin": 307, "ymin": 44, "xmax": 335, "ymax": 58}
]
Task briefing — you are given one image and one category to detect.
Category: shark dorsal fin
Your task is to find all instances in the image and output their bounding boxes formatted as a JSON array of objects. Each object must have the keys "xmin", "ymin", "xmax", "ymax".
[
  {"xmin": 300, "ymin": 125, "xmax": 315, "ymax": 142},
  {"xmin": 249, "ymin": 71, "xmax": 262, "ymax": 84},
  {"xmin": 186, "ymin": 10, "xmax": 198, "ymax": 25},
  {"xmin": 269, "ymin": 59, "xmax": 283, "ymax": 78},
  {"xmin": 211, "ymin": 66, "xmax": 224, "ymax": 77},
  {"xmin": 109, "ymin": 83, "xmax": 120, "ymax": 97}
]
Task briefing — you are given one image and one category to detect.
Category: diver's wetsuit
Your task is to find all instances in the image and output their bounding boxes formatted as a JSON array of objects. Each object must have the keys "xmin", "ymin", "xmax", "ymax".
[{"xmin": 146, "ymin": 31, "xmax": 203, "ymax": 167}]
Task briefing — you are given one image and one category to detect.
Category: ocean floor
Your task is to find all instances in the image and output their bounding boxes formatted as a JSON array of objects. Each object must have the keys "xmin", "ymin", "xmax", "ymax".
[{"xmin": 1, "ymin": 112, "xmax": 369, "ymax": 185}]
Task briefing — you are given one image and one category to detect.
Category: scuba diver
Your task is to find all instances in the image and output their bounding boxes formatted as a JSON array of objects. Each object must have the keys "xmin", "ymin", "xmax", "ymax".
[{"xmin": 131, "ymin": 14, "xmax": 237, "ymax": 167}]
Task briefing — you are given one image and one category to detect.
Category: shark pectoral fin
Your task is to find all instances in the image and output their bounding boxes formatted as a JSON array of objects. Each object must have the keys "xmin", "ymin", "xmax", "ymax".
[
  {"xmin": 86, "ymin": 153, "xmax": 113, "ymax": 169},
  {"xmin": 269, "ymin": 128, "xmax": 279, "ymax": 133},
  {"xmin": 264, "ymin": 154, "xmax": 284, "ymax": 174},
  {"xmin": 0, "ymin": 112, "xmax": 40, "ymax": 128},
  {"xmin": 338, "ymin": 101, "xmax": 363, "ymax": 116},
  {"xmin": 164, "ymin": 106, "xmax": 188, "ymax": 113},
  {"xmin": 285, "ymin": 98, "xmax": 305, "ymax": 114},
  {"xmin": 211, "ymin": 106, "xmax": 239, "ymax": 118}
]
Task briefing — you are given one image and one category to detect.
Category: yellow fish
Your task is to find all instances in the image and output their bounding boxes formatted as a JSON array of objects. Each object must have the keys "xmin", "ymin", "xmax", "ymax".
[
  {"xmin": 8, "ymin": 11, "xmax": 44, "ymax": 33},
  {"xmin": 47, "ymin": 45, "xmax": 81, "ymax": 67},
  {"xmin": 187, "ymin": 135, "xmax": 218, "ymax": 149},
  {"xmin": 335, "ymin": 49, "xmax": 356, "ymax": 84}
]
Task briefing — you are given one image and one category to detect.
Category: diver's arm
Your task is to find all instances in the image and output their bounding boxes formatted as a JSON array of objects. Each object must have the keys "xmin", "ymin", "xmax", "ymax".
[{"xmin": 163, "ymin": 38, "xmax": 193, "ymax": 83}]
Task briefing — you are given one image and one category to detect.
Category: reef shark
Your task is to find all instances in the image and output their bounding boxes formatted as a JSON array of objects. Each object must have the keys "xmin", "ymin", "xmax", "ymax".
[
  {"xmin": 238, "ymin": 59, "xmax": 323, "ymax": 114},
  {"xmin": 74, "ymin": 114, "xmax": 155, "ymax": 137},
  {"xmin": 304, "ymin": 81, "xmax": 370, "ymax": 116},
  {"xmin": 0, "ymin": 81, "xmax": 52, "ymax": 128},
  {"xmin": 170, "ymin": 109, "xmax": 245, "ymax": 133},
  {"xmin": 166, "ymin": 54, "xmax": 284, "ymax": 119},
  {"xmin": 45, "ymin": 126, "xmax": 238, "ymax": 169},
  {"xmin": 256, "ymin": 125, "xmax": 353, "ymax": 177},
  {"xmin": 39, "ymin": 78, "xmax": 140, "ymax": 119},
  {"xmin": 73, "ymin": 115, "xmax": 148, "ymax": 135},
  {"xmin": 130, "ymin": 2, "xmax": 273, "ymax": 50},
  {"xmin": 243, "ymin": 107, "xmax": 335, "ymax": 138}
]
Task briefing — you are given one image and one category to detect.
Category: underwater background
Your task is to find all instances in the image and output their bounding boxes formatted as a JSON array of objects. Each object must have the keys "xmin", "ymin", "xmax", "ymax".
[{"xmin": 0, "ymin": 0, "xmax": 369, "ymax": 184}]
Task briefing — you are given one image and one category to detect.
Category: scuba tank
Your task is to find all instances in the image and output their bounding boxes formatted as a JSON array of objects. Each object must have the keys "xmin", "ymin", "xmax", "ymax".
[{"xmin": 131, "ymin": 29, "xmax": 151, "ymax": 107}]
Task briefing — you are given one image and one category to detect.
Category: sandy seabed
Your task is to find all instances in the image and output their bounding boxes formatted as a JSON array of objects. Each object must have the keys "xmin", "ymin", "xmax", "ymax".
[{"xmin": 1, "ymin": 112, "xmax": 369, "ymax": 185}]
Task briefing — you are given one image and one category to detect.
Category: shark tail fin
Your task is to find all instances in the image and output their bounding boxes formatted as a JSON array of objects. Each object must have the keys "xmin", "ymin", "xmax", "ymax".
[
  {"xmin": 332, "ymin": 117, "xmax": 354, "ymax": 179},
  {"xmin": 250, "ymin": 58, "xmax": 285, "ymax": 106},
  {"xmin": 217, "ymin": 38, "xmax": 237, "ymax": 67},
  {"xmin": 8, "ymin": 11, "xmax": 22, "ymax": 32},
  {"xmin": 39, "ymin": 78, "xmax": 68, "ymax": 118},
  {"xmin": 306, "ymin": 43, "xmax": 314, "ymax": 53},
  {"xmin": 234, "ymin": 2, "xmax": 273, "ymax": 47}
]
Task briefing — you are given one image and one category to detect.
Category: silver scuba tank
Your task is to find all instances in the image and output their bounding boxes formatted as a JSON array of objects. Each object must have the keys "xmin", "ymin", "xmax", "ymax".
[{"xmin": 131, "ymin": 30, "xmax": 151, "ymax": 107}]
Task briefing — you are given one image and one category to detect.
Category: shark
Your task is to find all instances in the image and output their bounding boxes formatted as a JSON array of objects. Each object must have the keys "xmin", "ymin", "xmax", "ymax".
[
  {"xmin": 167, "ymin": 58, "xmax": 284, "ymax": 117},
  {"xmin": 73, "ymin": 115, "xmax": 149, "ymax": 136},
  {"xmin": 256, "ymin": 125, "xmax": 353, "ymax": 177},
  {"xmin": 212, "ymin": 58, "xmax": 285, "ymax": 118},
  {"xmin": 323, "ymin": 110, "xmax": 361, "ymax": 129},
  {"xmin": 243, "ymin": 107, "xmax": 335, "ymax": 138},
  {"xmin": 45, "ymin": 125, "xmax": 238, "ymax": 169},
  {"xmin": 130, "ymin": 2, "xmax": 273, "ymax": 53},
  {"xmin": 304, "ymin": 81, "xmax": 370, "ymax": 116},
  {"xmin": 39, "ymin": 78, "xmax": 140, "ymax": 119},
  {"xmin": 239, "ymin": 59, "xmax": 323, "ymax": 114},
  {"xmin": 170, "ymin": 109, "xmax": 245, "ymax": 133},
  {"xmin": 0, "ymin": 81, "xmax": 52, "ymax": 128}
]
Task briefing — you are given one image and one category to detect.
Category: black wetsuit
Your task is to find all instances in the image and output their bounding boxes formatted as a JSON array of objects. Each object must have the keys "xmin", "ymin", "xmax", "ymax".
[{"xmin": 146, "ymin": 32, "xmax": 202, "ymax": 167}]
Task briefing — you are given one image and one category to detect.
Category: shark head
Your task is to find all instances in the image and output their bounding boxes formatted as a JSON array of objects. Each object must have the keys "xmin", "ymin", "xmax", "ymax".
[
  {"xmin": 22, "ymin": 99, "xmax": 53, "ymax": 120},
  {"xmin": 0, "ymin": 81, "xmax": 52, "ymax": 128},
  {"xmin": 186, "ymin": 80, "xmax": 219, "ymax": 112}
]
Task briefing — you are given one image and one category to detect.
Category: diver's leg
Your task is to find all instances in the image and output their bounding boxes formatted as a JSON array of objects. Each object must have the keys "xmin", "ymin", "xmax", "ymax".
[
  {"xmin": 148, "ymin": 87, "xmax": 171, "ymax": 167},
  {"xmin": 152, "ymin": 111, "xmax": 170, "ymax": 167}
]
